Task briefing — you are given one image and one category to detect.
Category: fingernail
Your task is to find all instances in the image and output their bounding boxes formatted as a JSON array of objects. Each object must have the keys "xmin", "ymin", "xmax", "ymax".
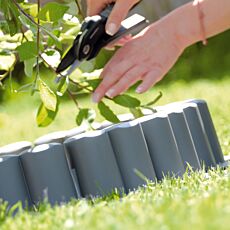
[
  {"xmin": 92, "ymin": 93, "xmax": 100, "ymax": 103},
  {"xmin": 106, "ymin": 23, "xmax": 117, "ymax": 36},
  {"xmin": 136, "ymin": 86, "xmax": 143, "ymax": 94},
  {"xmin": 106, "ymin": 89, "xmax": 115, "ymax": 98}
]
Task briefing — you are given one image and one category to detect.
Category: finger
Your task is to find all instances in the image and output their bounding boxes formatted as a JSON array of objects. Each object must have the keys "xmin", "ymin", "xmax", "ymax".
[
  {"xmin": 100, "ymin": 53, "xmax": 134, "ymax": 79},
  {"xmin": 86, "ymin": 0, "xmax": 108, "ymax": 16},
  {"xmin": 105, "ymin": 35, "xmax": 133, "ymax": 49},
  {"xmin": 106, "ymin": 0, "xmax": 139, "ymax": 35},
  {"xmin": 136, "ymin": 69, "xmax": 163, "ymax": 94},
  {"xmin": 92, "ymin": 61, "xmax": 135, "ymax": 103},
  {"xmin": 105, "ymin": 66, "xmax": 146, "ymax": 98}
]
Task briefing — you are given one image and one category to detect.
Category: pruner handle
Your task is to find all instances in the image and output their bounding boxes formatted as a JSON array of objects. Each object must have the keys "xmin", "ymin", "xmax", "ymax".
[{"xmin": 100, "ymin": 3, "xmax": 115, "ymax": 19}]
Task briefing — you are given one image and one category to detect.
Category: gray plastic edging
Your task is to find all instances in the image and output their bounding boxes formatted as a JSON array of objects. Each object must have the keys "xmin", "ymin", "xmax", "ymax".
[
  {"xmin": 64, "ymin": 130, "xmax": 125, "ymax": 197},
  {"xmin": 20, "ymin": 143, "xmax": 78, "ymax": 205},
  {"xmin": 182, "ymin": 103, "xmax": 216, "ymax": 168},
  {"xmin": 139, "ymin": 113, "xmax": 185, "ymax": 180},
  {"xmin": 106, "ymin": 120, "xmax": 157, "ymax": 191}
]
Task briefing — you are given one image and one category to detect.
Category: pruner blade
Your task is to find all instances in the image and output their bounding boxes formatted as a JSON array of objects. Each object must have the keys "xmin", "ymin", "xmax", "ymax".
[
  {"xmin": 56, "ymin": 34, "xmax": 81, "ymax": 74},
  {"xmin": 56, "ymin": 45, "xmax": 76, "ymax": 74}
]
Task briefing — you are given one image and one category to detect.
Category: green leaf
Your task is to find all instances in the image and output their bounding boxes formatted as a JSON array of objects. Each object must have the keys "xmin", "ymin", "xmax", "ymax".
[
  {"xmin": 2, "ymin": 1, "xmax": 20, "ymax": 36},
  {"xmin": 24, "ymin": 58, "xmax": 36, "ymax": 77},
  {"xmin": 41, "ymin": 49, "xmax": 61, "ymax": 68},
  {"xmin": 145, "ymin": 92, "xmax": 163, "ymax": 106},
  {"xmin": 98, "ymin": 101, "xmax": 120, "ymax": 123},
  {"xmin": 38, "ymin": 3, "xmax": 69, "ymax": 22},
  {"xmin": 69, "ymin": 69, "xmax": 82, "ymax": 83},
  {"xmin": 6, "ymin": 20, "xmax": 18, "ymax": 36},
  {"xmin": 0, "ymin": 54, "xmax": 16, "ymax": 71},
  {"xmin": 16, "ymin": 41, "xmax": 37, "ymax": 61},
  {"xmin": 46, "ymin": 30, "xmax": 62, "ymax": 50},
  {"xmin": 36, "ymin": 103, "xmax": 58, "ymax": 127},
  {"xmin": 21, "ymin": 3, "xmax": 38, "ymax": 18},
  {"xmin": 57, "ymin": 77, "xmax": 68, "ymax": 96},
  {"xmin": 129, "ymin": 108, "xmax": 144, "ymax": 119},
  {"xmin": 76, "ymin": 108, "xmax": 96, "ymax": 126},
  {"xmin": 38, "ymin": 79, "xmax": 57, "ymax": 111},
  {"xmin": 15, "ymin": 83, "xmax": 33, "ymax": 93},
  {"xmin": 113, "ymin": 94, "xmax": 141, "ymax": 108},
  {"xmin": 95, "ymin": 49, "xmax": 114, "ymax": 69},
  {"xmin": 18, "ymin": 14, "xmax": 37, "ymax": 33},
  {"xmin": 86, "ymin": 79, "xmax": 101, "ymax": 90}
]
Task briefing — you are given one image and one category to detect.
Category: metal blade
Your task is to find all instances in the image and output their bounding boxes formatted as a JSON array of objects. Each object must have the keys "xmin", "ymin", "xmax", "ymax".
[
  {"xmin": 65, "ymin": 59, "xmax": 81, "ymax": 76},
  {"xmin": 55, "ymin": 60, "xmax": 81, "ymax": 83},
  {"xmin": 56, "ymin": 46, "xmax": 77, "ymax": 74}
]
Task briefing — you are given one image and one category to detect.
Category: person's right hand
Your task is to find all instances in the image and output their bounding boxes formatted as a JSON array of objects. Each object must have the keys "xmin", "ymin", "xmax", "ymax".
[{"xmin": 86, "ymin": 0, "xmax": 140, "ymax": 35}]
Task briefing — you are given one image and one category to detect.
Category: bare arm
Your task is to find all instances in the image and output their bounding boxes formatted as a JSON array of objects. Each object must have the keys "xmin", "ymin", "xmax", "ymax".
[
  {"xmin": 168, "ymin": 0, "xmax": 230, "ymax": 47},
  {"xmin": 92, "ymin": 0, "xmax": 230, "ymax": 102}
]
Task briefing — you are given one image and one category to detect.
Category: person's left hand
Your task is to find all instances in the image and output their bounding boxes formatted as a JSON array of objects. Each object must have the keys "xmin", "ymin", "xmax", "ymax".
[{"xmin": 92, "ymin": 20, "xmax": 185, "ymax": 103}]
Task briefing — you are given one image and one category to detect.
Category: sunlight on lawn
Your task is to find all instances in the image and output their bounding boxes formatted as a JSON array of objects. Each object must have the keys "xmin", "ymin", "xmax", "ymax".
[{"xmin": 0, "ymin": 77, "xmax": 229, "ymax": 156}]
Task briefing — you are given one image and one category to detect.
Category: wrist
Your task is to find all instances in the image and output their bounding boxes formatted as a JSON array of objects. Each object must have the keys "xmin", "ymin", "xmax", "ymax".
[{"xmin": 160, "ymin": 2, "xmax": 203, "ymax": 49}]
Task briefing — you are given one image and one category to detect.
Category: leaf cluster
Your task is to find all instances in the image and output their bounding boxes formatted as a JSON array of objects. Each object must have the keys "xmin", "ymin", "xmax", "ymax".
[{"xmin": 0, "ymin": 0, "xmax": 162, "ymax": 128}]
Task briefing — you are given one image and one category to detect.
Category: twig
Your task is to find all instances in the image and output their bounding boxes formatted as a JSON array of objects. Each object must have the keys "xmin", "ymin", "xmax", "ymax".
[
  {"xmin": 67, "ymin": 89, "xmax": 80, "ymax": 109},
  {"xmin": 74, "ymin": 0, "xmax": 84, "ymax": 20},
  {"xmin": 11, "ymin": 0, "xmax": 57, "ymax": 40},
  {"xmin": 20, "ymin": 27, "xmax": 29, "ymax": 42},
  {"xmin": 31, "ymin": 0, "xmax": 41, "ymax": 95}
]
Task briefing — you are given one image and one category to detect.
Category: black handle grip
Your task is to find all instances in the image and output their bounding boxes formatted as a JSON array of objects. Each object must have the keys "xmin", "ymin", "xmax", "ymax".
[{"xmin": 99, "ymin": 3, "xmax": 115, "ymax": 19}]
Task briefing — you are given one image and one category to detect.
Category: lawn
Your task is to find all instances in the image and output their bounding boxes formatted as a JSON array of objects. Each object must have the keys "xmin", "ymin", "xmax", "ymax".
[{"xmin": 0, "ymin": 76, "xmax": 229, "ymax": 229}]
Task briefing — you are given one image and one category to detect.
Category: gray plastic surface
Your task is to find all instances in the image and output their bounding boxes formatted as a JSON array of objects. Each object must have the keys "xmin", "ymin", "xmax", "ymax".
[
  {"xmin": 139, "ymin": 114, "xmax": 185, "ymax": 180},
  {"xmin": 0, "ymin": 141, "xmax": 32, "ymax": 156},
  {"xmin": 34, "ymin": 131, "xmax": 67, "ymax": 145},
  {"xmin": 167, "ymin": 109, "xmax": 201, "ymax": 170},
  {"xmin": 0, "ymin": 98, "xmax": 225, "ymax": 207},
  {"xmin": 183, "ymin": 104, "xmax": 216, "ymax": 168},
  {"xmin": 64, "ymin": 131, "xmax": 124, "ymax": 197},
  {"xmin": 107, "ymin": 120, "xmax": 157, "ymax": 191},
  {"xmin": 185, "ymin": 99, "xmax": 225, "ymax": 163},
  {"xmin": 64, "ymin": 126, "xmax": 87, "ymax": 140},
  {"xmin": 0, "ymin": 156, "xmax": 31, "ymax": 208},
  {"xmin": 20, "ymin": 143, "xmax": 77, "ymax": 205}
]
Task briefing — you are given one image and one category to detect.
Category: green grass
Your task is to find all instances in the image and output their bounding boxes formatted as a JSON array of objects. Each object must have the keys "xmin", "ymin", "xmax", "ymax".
[
  {"xmin": 1, "ymin": 168, "xmax": 230, "ymax": 230},
  {"xmin": 0, "ymin": 77, "xmax": 229, "ymax": 154},
  {"xmin": 0, "ymin": 76, "xmax": 230, "ymax": 229}
]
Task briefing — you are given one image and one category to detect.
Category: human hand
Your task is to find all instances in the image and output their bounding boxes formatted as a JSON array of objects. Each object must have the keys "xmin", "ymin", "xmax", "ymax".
[
  {"xmin": 90, "ymin": 0, "xmax": 230, "ymax": 103},
  {"xmin": 92, "ymin": 21, "xmax": 185, "ymax": 103},
  {"xmin": 106, "ymin": 34, "xmax": 133, "ymax": 50},
  {"xmin": 86, "ymin": 0, "xmax": 140, "ymax": 35}
]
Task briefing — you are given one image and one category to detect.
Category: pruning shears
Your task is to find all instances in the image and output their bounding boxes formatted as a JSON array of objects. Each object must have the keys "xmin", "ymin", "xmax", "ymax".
[{"xmin": 56, "ymin": 3, "xmax": 149, "ymax": 80}]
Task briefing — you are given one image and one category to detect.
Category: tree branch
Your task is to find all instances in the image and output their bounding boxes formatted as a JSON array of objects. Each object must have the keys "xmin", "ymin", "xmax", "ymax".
[
  {"xmin": 67, "ymin": 89, "xmax": 80, "ymax": 109},
  {"xmin": 74, "ymin": 0, "xmax": 84, "ymax": 20}
]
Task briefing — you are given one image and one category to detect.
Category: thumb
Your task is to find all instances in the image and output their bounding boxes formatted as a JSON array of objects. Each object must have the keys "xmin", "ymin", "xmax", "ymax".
[{"xmin": 106, "ymin": 0, "xmax": 139, "ymax": 36}]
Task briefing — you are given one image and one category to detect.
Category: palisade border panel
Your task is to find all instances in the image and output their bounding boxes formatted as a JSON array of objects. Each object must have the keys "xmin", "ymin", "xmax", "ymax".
[
  {"xmin": 166, "ymin": 109, "xmax": 201, "ymax": 170},
  {"xmin": 64, "ymin": 130, "xmax": 125, "ymax": 197},
  {"xmin": 20, "ymin": 143, "xmax": 78, "ymax": 205},
  {"xmin": 185, "ymin": 99, "xmax": 225, "ymax": 163},
  {"xmin": 139, "ymin": 114, "xmax": 185, "ymax": 180},
  {"xmin": 0, "ymin": 141, "xmax": 32, "ymax": 156},
  {"xmin": 0, "ymin": 155, "xmax": 31, "ymax": 208},
  {"xmin": 182, "ymin": 104, "xmax": 216, "ymax": 168},
  {"xmin": 106, "ymin": 120, "xmax": 157, "ymax": 191}
]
